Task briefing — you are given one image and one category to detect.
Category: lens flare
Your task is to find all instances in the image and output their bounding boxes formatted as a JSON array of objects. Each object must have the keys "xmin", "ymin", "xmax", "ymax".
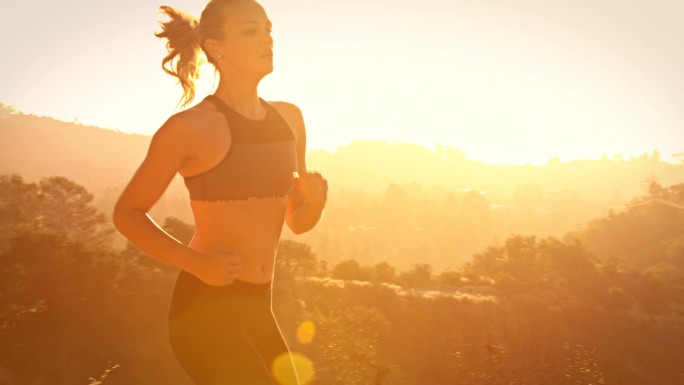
[
  {"xmin": 296, "ymin": 321, "xmax": 316, "ymax": 344},
  {"xmin": 272, "ymin": 352, "xmax": 315, "ymax": 385}
]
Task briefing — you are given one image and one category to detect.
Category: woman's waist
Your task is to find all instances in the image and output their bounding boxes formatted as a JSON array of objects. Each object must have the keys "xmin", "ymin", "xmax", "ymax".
[
  {"xmin": 187, "ymin": 232, "xmax": 279, "ymax": 282},
  {"xmin": 189, "ymin": 208, "xmax": 286, "ymax": 246},
  {"xmin": 188, "ymin": 231, "xmax": 280, "ymax": 257},
  {"xmin": 175, "ymin": 270, "xmax": 272, "ymax": 297},
  {"xmin": 169, "ymin": 271, "xmax": 272, "ymax": 321}
]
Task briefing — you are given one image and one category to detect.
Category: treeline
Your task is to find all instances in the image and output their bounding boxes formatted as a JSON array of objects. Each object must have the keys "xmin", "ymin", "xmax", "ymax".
[
  {"xmin": 4, "ymin": 105, "xmax": 684, "ymax": 273},
  {"xmin": 288, "ymin": 181, "xmax": 684, "ymax": 384},
  {"xmin": 1, "ymin": 174, "xmax": 683, "ymax": 384}
]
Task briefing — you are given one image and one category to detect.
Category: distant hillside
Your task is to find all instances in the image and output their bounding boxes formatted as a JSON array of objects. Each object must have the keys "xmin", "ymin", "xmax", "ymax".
[
  {"xmin": 3, "ymin": 103, "xmax": 684, "ymax": 270},
  {"xmin": 0, "ymin": 108, "xmax": 190, "ymax": 219},
  {"xmin": 2, "ymin": 109, "xmax": 149, "ymax": 180},
  {"xmin": 2, "ymin": 104, "xmax": 683, "ymax": 232},
  {"xmin": 309, "ymin": 140, "xmax": 684, "ymax": 201},
  {"xmin": 4, "ymin": 105, "xmax": 682, "ymax": 191}
]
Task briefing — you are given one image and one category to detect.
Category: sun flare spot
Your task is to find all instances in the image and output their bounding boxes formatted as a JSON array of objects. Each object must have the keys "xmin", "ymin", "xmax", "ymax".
[
  {"xmin": 272, "ymin": 352, "xmax": 315, "ymax": 385},
  {"xmin": 296, "ymin": 321, "xmax": 316, "ymax": 344}
]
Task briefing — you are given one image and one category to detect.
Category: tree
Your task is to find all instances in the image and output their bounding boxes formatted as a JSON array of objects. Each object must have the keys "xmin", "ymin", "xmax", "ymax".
[
  {"xmin": 581, "ymin": 182, "xmax": 684, "ymax": 268},
  {"xmin": 0, "ymin": 175, "xmax": 40, "ymax": 248},
  {"xmin": 331, "ymin": 259, "xmax": 370, "ymax": 281},
  {"xmin": 437, "ymin": 270, "xmax": 463, "ymax": 287},
  {"xmin": 276, "ymin": 240, "xmax": 322, "ymax": 279},
  {"xmin": 371, "ymin": 261, "xmax": 396, "ymax": 283},
  {"xmin": 397, "ymin": 263, "xmax": 432, "ymax": 288},
  {"xmin": 0, "ymin": 102, "xmax": 19, "ymax": 116},
  {"xmin": 36, "ymin": 176, "xmax": 114, "ymax": 247},
  {"xmin": 504, "ymin": 235, "xmax": 539, "ymax": 279},
  {"xmin": 1, "ymin": 174, "xmax": 115, "ymax": 248},
  {"xmin": 538, "ymin": 237, "xmax": 595, "ymax": 275}
]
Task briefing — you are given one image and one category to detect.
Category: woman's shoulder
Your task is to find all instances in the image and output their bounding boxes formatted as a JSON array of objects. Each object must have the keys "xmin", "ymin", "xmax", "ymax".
[
  {"xmin": 159, "ymin": 98, "xmax": 221, "ymax": 137},
  {"xmin": 267, "ymin": 100, "xmax": 305, "ymax": 139},
  {"xmin": 267, "ymin": 100, "xmax": 302, "ymax": 117}
]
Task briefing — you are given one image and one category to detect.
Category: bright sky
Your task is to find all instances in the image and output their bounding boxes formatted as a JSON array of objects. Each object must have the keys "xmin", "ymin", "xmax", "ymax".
[{"xmin": 1, "ymin": 0, "xmax": 682, "ymax": 165}]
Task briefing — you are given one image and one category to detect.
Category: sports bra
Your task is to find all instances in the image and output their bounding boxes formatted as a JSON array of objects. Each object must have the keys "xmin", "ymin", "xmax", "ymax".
[{"xmin": 182, "ymin": 94, "xmax": 299, "ymax": 201}]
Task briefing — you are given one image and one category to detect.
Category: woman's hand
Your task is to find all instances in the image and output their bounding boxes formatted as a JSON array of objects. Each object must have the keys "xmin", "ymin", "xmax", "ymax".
[
  {"xmin": 294, "ymin": 171, "xmax": 328, "ymax": 210},
  {"xmin": 184, "ymin": 249, "xmax": 243, "ymax": 287}
]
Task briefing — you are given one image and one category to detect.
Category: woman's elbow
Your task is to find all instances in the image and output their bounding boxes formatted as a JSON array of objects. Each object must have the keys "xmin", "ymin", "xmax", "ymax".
[
  {"xmin": 112, "ymin": 203, "xmax": 140, "ymax": 233},
  {"xmin": 111, "ymin": 204, "xmax": 128, "ymax": 232}
]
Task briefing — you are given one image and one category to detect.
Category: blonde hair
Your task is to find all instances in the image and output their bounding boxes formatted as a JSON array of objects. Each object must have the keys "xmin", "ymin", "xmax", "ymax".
[{"xmin": 155, "ymin": 1, "xmax": 248, "ymax": 109}]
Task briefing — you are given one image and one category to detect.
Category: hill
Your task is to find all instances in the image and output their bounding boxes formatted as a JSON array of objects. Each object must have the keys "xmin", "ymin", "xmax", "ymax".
[{"xmin": 2, "ymin": 103, "xmax": 683, "ymax": 269}]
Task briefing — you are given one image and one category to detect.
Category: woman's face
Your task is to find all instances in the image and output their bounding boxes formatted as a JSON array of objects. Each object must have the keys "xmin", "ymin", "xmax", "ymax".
[{"xmin": 214, "ymin": 0, "xmax": 273, "ymax": 76}]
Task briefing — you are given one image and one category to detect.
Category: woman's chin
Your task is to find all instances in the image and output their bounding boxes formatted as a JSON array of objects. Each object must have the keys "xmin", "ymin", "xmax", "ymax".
[{"xmin": 258, "ymin": 64, "xmax": 274, "ymax": 76}]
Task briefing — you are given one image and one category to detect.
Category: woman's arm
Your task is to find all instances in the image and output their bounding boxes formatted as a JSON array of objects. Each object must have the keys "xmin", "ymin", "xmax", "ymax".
[
  {"xmin": 112, "ymin": 113, "xmax": 201, "ymax": 269},
  {"xmin": 286, "ymin": 175, "xmax": 326, "ymax": 234},
  {"xmin": 274, "ymin": 102, "xmax": 328, "ymax": 234}
]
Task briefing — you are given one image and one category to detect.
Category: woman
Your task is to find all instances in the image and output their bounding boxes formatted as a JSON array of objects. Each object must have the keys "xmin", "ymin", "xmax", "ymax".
[{"xmin": 112, "ymin": 1, "xmax": 328, "ymax": 384}]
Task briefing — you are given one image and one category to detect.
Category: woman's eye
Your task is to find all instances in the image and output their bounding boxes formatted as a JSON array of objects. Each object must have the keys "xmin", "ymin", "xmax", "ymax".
[{"xmin": 243, "ymin": 29, "xmax": 271, "ymax": 36}]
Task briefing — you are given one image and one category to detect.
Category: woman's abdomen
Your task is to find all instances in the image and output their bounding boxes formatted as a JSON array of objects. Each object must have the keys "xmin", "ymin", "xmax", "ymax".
[{"xmin": 188, "ymin": 197, "xmax": 288, "ymax": 282}]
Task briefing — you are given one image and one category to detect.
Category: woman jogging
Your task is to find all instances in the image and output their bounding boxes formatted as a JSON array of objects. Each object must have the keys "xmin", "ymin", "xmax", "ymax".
[{"xmin": 112, "ymin": 1, "xmax": 328, "ymax": 383}]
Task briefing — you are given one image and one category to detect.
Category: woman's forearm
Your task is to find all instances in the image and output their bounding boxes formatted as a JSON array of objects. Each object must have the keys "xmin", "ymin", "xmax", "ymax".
[
  {"xmin": 286, "ymin": 200, "xmax": 324, "ymax": 234},
  {"xmin": 113, "ymin": 208, "xmax": 196, "ymax": 269}
]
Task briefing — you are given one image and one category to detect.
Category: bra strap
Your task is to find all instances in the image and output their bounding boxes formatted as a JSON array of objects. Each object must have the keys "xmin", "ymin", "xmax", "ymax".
[{"xmin": 205, "ymin": 94, "xmax": 269, "ymax": 121}]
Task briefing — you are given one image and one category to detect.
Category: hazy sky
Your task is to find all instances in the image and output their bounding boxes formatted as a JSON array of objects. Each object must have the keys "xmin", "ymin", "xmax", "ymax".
[{"xmin": 1, "ymin": 0, "xmax": 682, "ymax": 164}]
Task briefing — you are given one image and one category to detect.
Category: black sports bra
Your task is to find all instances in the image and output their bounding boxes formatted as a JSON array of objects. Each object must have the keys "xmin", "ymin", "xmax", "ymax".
[{"xmin": 182, "ymin": 94, "xmax": 299, "ymax": 201}]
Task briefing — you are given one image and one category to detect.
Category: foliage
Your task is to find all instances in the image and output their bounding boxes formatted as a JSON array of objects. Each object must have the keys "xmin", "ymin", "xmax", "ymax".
[
  {"xmin": 2, "ymin": 175, "xmax": 683, "ymax": 384},
  {"xmin": 579, "ymin": 180, "xmax": 684, "ymax": 269},
  {"xmin": 0, "ymin": 174, "xmax": 114, "ymax": 249}
]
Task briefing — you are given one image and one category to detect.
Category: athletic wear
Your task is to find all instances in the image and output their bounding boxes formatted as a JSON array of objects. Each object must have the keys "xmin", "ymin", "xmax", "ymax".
[
  {"xmin": 183, "ymin": 94, "xmax": 298, "ymax": 202},
  {"xmin": 171, "ymin": 95, "xmax": 301, "ymax": 383},
  {"xmin": 168, "ymin": 270, "xmax": 300, "ymax": 385}
]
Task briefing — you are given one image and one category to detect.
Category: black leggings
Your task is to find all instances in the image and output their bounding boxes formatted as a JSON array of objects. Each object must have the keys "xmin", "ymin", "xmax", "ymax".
[{"xmin": 168, "ymin": 270, "xmax": 300, "ymax": 385}]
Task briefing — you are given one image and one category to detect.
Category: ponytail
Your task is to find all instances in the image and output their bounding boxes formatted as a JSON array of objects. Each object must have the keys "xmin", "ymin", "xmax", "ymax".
[{"xmin": 155, "ymin": 6, "xmax": 203, "ymax": 109}]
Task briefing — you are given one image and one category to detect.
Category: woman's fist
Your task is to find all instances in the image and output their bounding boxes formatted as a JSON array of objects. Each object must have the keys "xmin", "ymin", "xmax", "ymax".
[{"xmin": 294, "ymin": 170, "xmax": 328, "ymax": 209}]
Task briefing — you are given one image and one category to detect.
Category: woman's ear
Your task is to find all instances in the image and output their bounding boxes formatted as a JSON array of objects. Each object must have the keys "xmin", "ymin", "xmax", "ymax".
[{"xmin": 203, "ymin": 38, "xmax": 222, "ymax": 62}]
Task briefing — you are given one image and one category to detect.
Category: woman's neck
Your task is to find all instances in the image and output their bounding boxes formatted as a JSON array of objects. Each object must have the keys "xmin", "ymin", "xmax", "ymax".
[{"xmin": 213, "ymin": 73, "xmax": 265, "ymax": 120}]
